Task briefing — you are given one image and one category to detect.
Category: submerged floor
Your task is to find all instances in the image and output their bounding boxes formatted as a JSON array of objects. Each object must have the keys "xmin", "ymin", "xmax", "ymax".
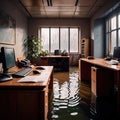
[{"xmin": 49, "ymin": 67, "xmax": 117, "ymax": 120}]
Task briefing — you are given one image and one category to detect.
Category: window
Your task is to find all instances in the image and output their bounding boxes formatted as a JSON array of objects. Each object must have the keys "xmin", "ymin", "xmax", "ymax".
[
  {"xmin": 118, "ymin": 14, "xmax": 120, "ymax": 28},
  {"xmin": 106, "ymin": 12, "xmax": 120, "ymax": 55},
  {"xmin": 41, "ymin": 28, "xmax": 49, "ymax": 51},
  {"xmin": 119, "ymin": 30, "xmax": 120, "ymax": 46},
  {"xmin": 111, "ymin": 16, "xmax": 116, "ymax": 30},
  {"xmin": 111, "ymin": 31, "xmax": 117, "ymax": 52},
  {"xmin": 118, "ymin": 14, "xmax": 120, "ymax": 46},
  {"xmin": 39, "ymin": 27, "xmax": 79, "ymax": 53},
  {"xmin": 60, "ymin": 28, "xmax": 69, "ymax": 52},
  {"xmin": 70, "ymin": 28, "xmax": 78, "ymax": 52},
  {"xmin": 51, "ymin": 28, "xmax": 59, "ymax": 52}
]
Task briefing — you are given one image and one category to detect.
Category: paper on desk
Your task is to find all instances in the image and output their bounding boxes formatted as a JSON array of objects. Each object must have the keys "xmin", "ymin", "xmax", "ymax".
[{"xmin": 17, "ymin": 76, "xmax": 44, "ymax": 83}]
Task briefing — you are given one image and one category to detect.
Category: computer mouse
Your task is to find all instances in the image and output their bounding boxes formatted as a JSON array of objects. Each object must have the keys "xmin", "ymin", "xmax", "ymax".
[
  {"xmin": 36, "ymin": 66, "xmax": 45, "ymax": 70},
  {"xmin": 33, "ymin": 70, "xmax": 41, "ymax": 74}
]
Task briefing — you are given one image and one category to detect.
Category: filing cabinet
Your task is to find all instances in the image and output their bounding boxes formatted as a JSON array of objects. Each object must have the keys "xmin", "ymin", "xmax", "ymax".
[{"xmin": 91, "ymin": 67, "xmax": 114, "ymax": 97}]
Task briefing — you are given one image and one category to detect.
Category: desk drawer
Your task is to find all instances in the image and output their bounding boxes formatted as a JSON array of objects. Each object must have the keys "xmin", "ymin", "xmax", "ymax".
[
  {"xmin": 91, "ymin": 67, "xmax": 114, "ymax": 97},
  {"xmin": 91, "ymin": 67, "xmax": 98, "ymax": 96}
]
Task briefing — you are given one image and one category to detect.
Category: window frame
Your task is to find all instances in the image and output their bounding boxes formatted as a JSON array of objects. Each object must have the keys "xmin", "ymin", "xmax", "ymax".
[
  {"xmin": 39, "ymin": 27, "xmax": 80, "ymax": 54},
  {"xmin": 105, "ymin": 11, "xmax": 120, "ymax": 56}
]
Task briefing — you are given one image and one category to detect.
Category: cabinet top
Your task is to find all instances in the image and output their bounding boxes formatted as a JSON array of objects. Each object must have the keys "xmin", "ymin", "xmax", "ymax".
[{"xmin": 40, "ymin": 55, "xmax": 70, "ymax": 58}]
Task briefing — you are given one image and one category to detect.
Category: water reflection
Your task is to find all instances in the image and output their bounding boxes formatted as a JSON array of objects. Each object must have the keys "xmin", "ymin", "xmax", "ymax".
[
  {"xmin": 50, "ymin": 71, "xmax": 89, "ymax": 120},
  {"xmin": 49, "ymin": 68, "xmax": 118, "ymax": 120}
]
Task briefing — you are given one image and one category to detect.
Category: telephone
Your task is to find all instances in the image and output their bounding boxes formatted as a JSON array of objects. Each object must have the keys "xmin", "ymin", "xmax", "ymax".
[{"xmin": 17, "ymin": 59, "xmax": 31, "ymax": 68}]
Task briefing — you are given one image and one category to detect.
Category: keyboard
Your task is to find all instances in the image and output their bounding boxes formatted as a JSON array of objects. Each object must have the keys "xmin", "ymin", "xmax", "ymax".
[{"xmin": 12, "ymin": 68, "xmax": 32, "ymax": 77}]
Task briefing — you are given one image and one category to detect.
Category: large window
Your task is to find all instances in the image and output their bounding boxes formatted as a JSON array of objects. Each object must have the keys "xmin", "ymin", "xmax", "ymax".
[
  {"xmin": 60, "ymin": 28, "xmax": 69, "ymax": 52},
  {"xmin": 41, "ymin": 28, "xmax": 49, "ymax": 51},
  {"xmin": 39, "ymin": 27, "xmax": 79, "ymax": 53},
  {"xmin": 70, "ymin": 28, "xmax": 78, "ymax": 52},
  {"xmin": 106, "ymin": 12, "xmax": 120, "ymax": 55},
  {"xmin": 51, "ymin": 28, "xmax": 59, "ymax": 52}
]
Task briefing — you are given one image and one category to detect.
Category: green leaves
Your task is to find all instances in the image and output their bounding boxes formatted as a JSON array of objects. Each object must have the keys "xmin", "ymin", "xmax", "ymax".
[
  {"xmin": 24, "ymin": 35, "xmax": 43, "ymax": 58},
  {"xmin": 61, "ymin": 50, "xmax": 68, "ymax": 56}
]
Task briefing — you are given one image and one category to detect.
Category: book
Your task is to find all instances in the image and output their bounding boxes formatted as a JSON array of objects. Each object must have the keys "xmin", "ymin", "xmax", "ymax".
[{"xmin": 17, "ymin": 76, "xmax": 44, "ymax": 83}]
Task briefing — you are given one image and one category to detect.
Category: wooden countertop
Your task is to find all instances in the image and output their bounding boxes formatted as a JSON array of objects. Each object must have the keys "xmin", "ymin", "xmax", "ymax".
[
  {"xmin": 40, "ymin": 55, "xmax": 69, "ymax": 58},
  {"xmin": 0, "ymin": 66, "xmax": 53, "ymax": 89},
  {"xmin": 80, "ymin": 58, "xmax": 120, "ymax": 71}
]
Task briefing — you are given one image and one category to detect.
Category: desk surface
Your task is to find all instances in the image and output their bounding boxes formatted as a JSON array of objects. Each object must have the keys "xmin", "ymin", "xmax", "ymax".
[
  {"xmin": 79, "ymin": 58, "xmax": 120, "ymax": 114},
  {"xmin": 0, "ymin": 66, "xmax": 53, "ymax": 88},
  {"xmin": 40, "ymin": 55, "xmax": 69, "ymax": 58},
  {"xmin": 81, "ymin": 58, "xmax": 120, "ymax": 71}
]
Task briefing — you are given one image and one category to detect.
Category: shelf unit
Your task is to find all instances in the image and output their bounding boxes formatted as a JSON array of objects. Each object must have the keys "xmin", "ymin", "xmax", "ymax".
[{"xmin": 81, "ymin": 38, "xmax": 89, "ymax": 58}]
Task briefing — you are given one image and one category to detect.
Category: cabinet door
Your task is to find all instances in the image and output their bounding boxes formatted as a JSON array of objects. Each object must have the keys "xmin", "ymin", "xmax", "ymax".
[
  {"xmin": 91, "ymin": 67, "xmax": 97, "ymax": 96},
  {"xmin": 0, "ymin": 91, "xmax": 17, "ymax": 120},
  {"xmin": 17, "ymin": 90, "xmax": 41, "ymax": 120},
  {"xmin": 91, "ymin": 67, "xmax": 114, "ymax": 97}
]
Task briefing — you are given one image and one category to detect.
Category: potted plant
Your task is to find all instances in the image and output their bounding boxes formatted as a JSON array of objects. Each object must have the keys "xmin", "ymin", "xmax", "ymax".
[
  {"xmin": 61, "ymin": 50, "xmax": 68, "ymax": 56},
  {"xmin": 24, "ymin": 35, "xmax": 43, "ymax": 64},
  {"xmin": 40, "ymin": 50, "xmax": 49, "ymax": 56}
]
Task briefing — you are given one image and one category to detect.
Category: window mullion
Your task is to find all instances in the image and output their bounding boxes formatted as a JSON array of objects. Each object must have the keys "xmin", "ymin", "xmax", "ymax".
[
  {"xmin": 68, "ymin": 27, "xmax": 70, "ymax": 53},
  {"xmin": 59, "ymin": 27, "xmax": 60, "ymax": 49},
  {"xmin": 49, "ymin": 27, "xmax": 51, "ymax": 53}
]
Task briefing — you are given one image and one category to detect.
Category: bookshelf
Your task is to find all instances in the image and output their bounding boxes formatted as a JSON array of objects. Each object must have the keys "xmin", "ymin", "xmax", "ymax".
[{"xmin": 81, "ymin": 38, "xmax": 89, "ymax": 58}]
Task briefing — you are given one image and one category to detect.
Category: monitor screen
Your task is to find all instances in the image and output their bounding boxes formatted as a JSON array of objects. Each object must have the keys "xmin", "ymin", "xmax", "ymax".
[
  {"xmin": 113, "ymin": 47, "xmax": 120, "ymax": 60},
  {"xmin": 1, "ymin": 47, "xmax": 16, "ymax": 73}
]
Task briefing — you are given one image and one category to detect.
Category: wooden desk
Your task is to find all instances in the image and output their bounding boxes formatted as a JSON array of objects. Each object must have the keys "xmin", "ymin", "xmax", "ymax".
[
  {"xmin": 79, "ymin": 58, "xmax": 120, "ymax": 114},
  {"xmin": 40, "ymin": 55, "xmax": 69, "ymax": 71},
  {"xmin": 0, "ymin": 66, "xmax": 53, "ymax": 120}
]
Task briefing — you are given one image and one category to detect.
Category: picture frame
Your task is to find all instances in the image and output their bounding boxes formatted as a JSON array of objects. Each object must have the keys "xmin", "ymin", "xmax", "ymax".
[{"xmin": 0, "ymin": 9, "xmax": 16, "ymax": 45}]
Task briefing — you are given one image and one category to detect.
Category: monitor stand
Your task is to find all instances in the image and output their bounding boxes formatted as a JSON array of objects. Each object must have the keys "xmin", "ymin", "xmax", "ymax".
[{"xmin": 0, "ymin": 73, "xmax": 13, "ymax": 82}]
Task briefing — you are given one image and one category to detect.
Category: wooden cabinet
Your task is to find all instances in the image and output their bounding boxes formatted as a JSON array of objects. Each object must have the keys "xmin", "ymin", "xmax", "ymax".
[
  {"xmin": 0, "ymin": 91, "xmax": 17, "ymax": 120},
  {"xmin": 79, "ymin": 58, "xmax": 120, "ymax": 114},
  {"xmin": 0, "ymin": 66, "xmax": 53, "ymax": 120},
  {"xmin": 81, "ymin": 38, "xmax": 89, "ymax": 58},
  {"xmin": 78, "ymin": 59, "xmax": 91, "ymax": 81},
  {"xmin": 40, "ymin": 56, "xmax": 69, "ymax": 71},
  {"xmin": 91, "ymin": 67, "xmax": 114, "ymax": 97},
  {"xmin": 0, "ymin": 89, "xmax": 50, "ymax": 120}
]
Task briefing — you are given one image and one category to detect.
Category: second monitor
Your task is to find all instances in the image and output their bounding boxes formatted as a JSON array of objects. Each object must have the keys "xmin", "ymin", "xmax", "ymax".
[{"xmin": 113, "ymin": 47, "xmax": 120, "ymax": 61}]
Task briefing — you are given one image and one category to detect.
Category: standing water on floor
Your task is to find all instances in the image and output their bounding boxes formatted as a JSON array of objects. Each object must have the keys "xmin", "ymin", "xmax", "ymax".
[{"xmin": 50, "ymin": 70, "xmax": 90, "ymax": 120}]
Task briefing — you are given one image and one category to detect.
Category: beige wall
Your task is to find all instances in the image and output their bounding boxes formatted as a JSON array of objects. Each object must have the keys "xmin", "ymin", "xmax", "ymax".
[
  {"xmin": 28, "ymin": 18, "xmax": 91, "ymax": 39},
  {"xmin": 0, "ymin": 0, "xmax": 28, "ymax": 60}
]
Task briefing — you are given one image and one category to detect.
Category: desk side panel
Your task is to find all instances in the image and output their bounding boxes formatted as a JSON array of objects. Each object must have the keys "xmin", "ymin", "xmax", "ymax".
[
  {"xmin": 79, "ymin": 59, "xmax": 92, "ymax": 81},
  {"xmin": 0, "ymin": 91, "xmax": 17, "ymax": 120}
]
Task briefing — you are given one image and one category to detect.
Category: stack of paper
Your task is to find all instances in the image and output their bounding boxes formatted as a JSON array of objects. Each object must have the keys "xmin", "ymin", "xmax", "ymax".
[{"xmin": 17, "ymin": 76, "xmax": 44, "ymax": 83}]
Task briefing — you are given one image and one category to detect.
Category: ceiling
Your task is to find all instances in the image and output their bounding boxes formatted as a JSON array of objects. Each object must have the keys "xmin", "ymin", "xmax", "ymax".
[{"xmin": 19, "ymin": 0, "xmax": 108, "ymax": 18}]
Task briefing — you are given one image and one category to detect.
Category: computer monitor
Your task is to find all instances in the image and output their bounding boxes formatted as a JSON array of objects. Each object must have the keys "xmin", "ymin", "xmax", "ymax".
[
  {"xmin": 1, "ymin": 47, "xmax": 16, "ymax": 73},
  {"xmin": 54, "ymin": 50, "xmax": 61, "ymax": 55},
  {"xmin": 113, "ymin": 47, "xmax": 120, "ymax": 60}
]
